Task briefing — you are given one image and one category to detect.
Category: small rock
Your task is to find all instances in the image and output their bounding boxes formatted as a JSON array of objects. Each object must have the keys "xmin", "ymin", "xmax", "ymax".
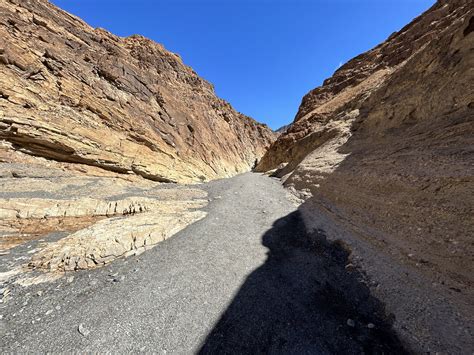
[
  {"xmin": 367, "ymin": 323, "xmax": 375, "ymax": 329},
  {"xmin": 113, "ymin": 276, "xmax": 125, "ymax": 283},
  {"xmin": 55, "ymin": 305, "xmax": 61, "ymax": 311},
  {"xmin": 36, "ymin": 291, "xmax": 43, "ymax": 296},
  {"xmin": 89, "ymin": 279, "xmax": 98, "ymax": 286},
  {"xmin": 66, "ymin": 276, "xmax": 74, "ymax": 283},
  {"xmin": 346, "ymin": 319, "xmax": 355, "ymax": 327},
  {"xmin": 1, "ymin": 288, "xmax": 10, "ymax": 298},
  {"xmin": 45, "ymin": 309, "xmax": 53, "ymax": 316},
  {"xmin": 78, "ymin": 323, "xmax": 90, "ymax": 336}
]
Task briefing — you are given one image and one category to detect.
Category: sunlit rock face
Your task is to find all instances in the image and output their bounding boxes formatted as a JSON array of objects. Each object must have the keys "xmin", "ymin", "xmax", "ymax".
[
  {"xmin": 0, "ymin": 0, "xmax": 275, "ymax": 184},
  {"xmin": 0, "ymin": 162, "xmax": 209, "ymax": 286},
  {"xmin": 257, "ymin": 0, "xmax": 473, "ymax": 312},
  {"xmin": 0, "ymin": 0, "xmax": 276, "ymax": 285}
]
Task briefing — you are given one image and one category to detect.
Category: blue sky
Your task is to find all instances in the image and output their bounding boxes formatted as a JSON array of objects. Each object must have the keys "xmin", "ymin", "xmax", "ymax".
[{"xmin": 52, "ymin": 0, "xmax": 435, "ymax": 130}]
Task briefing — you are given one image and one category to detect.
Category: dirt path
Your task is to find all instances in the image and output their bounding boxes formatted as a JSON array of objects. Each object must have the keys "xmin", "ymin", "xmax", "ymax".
[{"xmin": 0, "ymin": 173, "xmax": 405, "ymax": 353}]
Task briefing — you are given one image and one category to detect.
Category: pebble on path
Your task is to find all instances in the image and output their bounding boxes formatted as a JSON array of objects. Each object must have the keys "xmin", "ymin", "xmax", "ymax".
[{"xmin": 78, "ymin": 323, "xmax": 90, "ymax": 336}]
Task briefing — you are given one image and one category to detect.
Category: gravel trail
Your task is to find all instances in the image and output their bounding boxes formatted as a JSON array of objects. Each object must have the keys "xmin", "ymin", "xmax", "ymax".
[{"xmin": 0, "ymin": 173, "xmax": 405, "ymax": 353}]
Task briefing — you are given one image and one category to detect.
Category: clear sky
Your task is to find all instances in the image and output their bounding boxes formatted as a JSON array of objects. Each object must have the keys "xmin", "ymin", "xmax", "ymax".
[{"xmin": 51, "ymin": 0, "xmax": 435, "ymax": 130}]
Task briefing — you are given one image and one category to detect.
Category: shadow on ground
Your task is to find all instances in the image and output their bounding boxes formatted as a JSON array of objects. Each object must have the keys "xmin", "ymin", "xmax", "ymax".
[{"xmin": 199, "ymin": 210, "xmax": 408, "ymax": 354}]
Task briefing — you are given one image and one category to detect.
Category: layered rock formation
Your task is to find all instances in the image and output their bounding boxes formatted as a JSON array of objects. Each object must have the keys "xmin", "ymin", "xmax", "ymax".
[
  {"xmin": 0, "ymin": 0, "xmax": 276, "ymax": 287},
  {"xmin": 0, "ymin": 0, "xmax": 275, "ymax": 183},
  {"xmin": 257, "ymin": 0, "xmax": 473, "ymax": 352},
  {"xmin": 0, "ymin": 162, "xmax": 208, "ymax": 286}
]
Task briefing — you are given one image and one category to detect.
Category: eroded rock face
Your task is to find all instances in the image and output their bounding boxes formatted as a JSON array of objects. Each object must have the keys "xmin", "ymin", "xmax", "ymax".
[
  {"xmin": 258, "ymin": 0, "xmax": 473, "ymax": 283},
  {"xmin": 0, "ymin": 163, "xmax": 208, "ymax": 284},
  {"xmin": 29, "ymin": 209, "xmax": 207, "ymax": 272},
  {"xmin": 257, "ymin": 0, "xmax": 473, "ymax": 350},
  {"xmin": 0, "ymin": 0, "xmax": 275, "ymax": 183}
]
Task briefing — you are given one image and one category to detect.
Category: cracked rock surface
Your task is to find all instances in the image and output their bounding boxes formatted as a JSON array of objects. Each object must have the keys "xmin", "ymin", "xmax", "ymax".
[
  {"xmin": 0, "ymin": 162, "xmax": 208, "ymax": 283},
  {"xmin": 0, "ymin": 0, "xmax": 275, "ymax": 183}
]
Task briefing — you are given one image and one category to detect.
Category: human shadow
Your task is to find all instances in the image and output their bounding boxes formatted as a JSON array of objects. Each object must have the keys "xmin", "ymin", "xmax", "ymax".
[{"xmin": 199, "ymin": 210, "xmax": 408, "ymax": 354}]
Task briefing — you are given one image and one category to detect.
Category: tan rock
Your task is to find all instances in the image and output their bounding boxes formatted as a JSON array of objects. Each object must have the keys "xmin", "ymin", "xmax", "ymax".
[
  {"xmin": 257, "ymin": 0, "xmax": 474, "ymax": 307},
  {"xmin": 29, "ymin": 209, "xmax": 207, "ymax": 272},
  {"xmin": 0, "ymin": 0, "xmax": 275, "ymax": 183},
  {"xmin": 255, "ymin": 3, "xmax": 473, "ymax": 351},
  {"xmin": 0, "ymin": 161, "xmax": 209, "ymax": 277}
]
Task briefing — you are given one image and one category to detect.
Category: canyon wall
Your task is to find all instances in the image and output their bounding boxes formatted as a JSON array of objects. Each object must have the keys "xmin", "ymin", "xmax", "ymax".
[
  {"xmin": 0, "ymin": 0, "xmax": 275, "ymax": 183},
  {"xmin": 0, "ymin": 0, "xmax": 275, "ymax": 285},
  {"xmin": 257, "ymin": 0, "xmax": 473, "ymax": 351}
]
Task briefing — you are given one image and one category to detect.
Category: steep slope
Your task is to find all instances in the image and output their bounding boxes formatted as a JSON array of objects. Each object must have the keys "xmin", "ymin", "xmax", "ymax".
[
  {"xmin": 0, "ymin": 0, "xmax": 275, "ymax": 183},
  {"xmin": 258, "ymin": 0, "xmax": 473, "ymax": 352}
]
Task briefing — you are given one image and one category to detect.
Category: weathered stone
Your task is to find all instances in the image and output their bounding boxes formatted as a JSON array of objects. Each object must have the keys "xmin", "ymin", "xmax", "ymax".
[
  {"xmin": 0, "ymin": 0, "xmax": 275, "ymax": 184},
  {"xmin": 0, "ymin": 162, "xmax": 210, "ymax": 281},
  {"xmin": 77, "ymin": 323, "xmax": 90, "ymax": 337},
  {"xmin": 257, "ymin": 0, "xmax": 473, "ymax": 298},
  {"xmin": 257, "ymin": 2, "xmax": 473, "ymax": 352},
  {"xmin": 27, "ymin": 208, "xmax": 207, "ymax": 271}
]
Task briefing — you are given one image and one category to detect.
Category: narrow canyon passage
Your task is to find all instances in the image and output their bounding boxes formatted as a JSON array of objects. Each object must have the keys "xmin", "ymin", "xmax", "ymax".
[
  {"xmin": 0, "ymin": 0, "xmax": 471, "ymax": 353},
  {"xmin": 0, "ymin": 173, "xmax": 404, "ymax": 353}
]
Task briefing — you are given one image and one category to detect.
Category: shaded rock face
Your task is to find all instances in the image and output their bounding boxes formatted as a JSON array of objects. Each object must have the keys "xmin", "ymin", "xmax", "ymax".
[
  {"xmin": 258, "ymin": 0, "xmax": 473, "ymax": 350},
  {"xmin": 0, "ymin": 0, "xmax": 275, "ymax": 183}
]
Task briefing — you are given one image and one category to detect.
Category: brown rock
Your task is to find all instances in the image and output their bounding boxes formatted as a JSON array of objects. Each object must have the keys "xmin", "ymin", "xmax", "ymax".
[
  {"xmin": 0, "ymin": 0, "xmax": 275, "ymax": 183},
  {"xmin": 258, "ymin": 0, "xmax": 473, "ymax": 289},
  {"xmin": 257, "ymin": 1, "xmax": 473, "ymax": 352},
  {"xmin": 0, "ymin": 162, "xmax": 209, "ymax": 280}
]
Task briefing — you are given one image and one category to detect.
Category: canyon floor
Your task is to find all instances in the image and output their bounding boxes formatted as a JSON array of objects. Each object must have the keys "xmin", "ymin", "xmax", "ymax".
[{"xmin": 1, "ymin": 173, "xmax": 408, "ymax": 353}]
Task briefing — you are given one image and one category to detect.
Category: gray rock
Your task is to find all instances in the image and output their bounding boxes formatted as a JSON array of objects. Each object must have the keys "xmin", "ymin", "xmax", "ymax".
[
  {"xmin": 78, "ymin": 323, "xmax": 90, "ymax": 336},
  {"xmin": 113, "ymin": 276, "xmax": 125, "ymax": 283}
]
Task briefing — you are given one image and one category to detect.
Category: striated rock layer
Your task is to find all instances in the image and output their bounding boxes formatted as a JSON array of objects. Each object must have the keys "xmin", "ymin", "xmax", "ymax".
[
  {"xmin": 0, "ymin": 0, "xmax": 275, "ymax": 183},
  {"xmin": 0, "ymin": 162, "xmax": 209, "ymax": 286},
  {"xmin": 258, "ymin": 0, "xmax": 473, "ymax": 352}
]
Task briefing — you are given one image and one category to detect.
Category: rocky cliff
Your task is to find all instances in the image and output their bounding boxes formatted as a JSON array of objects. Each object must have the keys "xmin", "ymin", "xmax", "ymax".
[
  {"xmin": 0, "ymin": 0, "xmax": 275, "ymax": 183},
  {"xmin": 257, "ymin": 0, "xmax": 473, "ymax": 351},
  {"xmin": 0, "ymin": 0, "xmax": 275, "ymax": 287}
]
